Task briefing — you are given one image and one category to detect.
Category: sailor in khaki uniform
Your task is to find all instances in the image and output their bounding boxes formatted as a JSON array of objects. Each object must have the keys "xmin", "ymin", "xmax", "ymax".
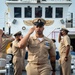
[
  {"xmin": 58, "ymin": 28, "xmax": 71, "ymax": 75},
  {"xmin": 12, "ymin": 31, "xmax": 23, "ymax": 75},
  {"xmin": 17, "ymin": 35, "xmax": 26, "ymax": 71},
  {"xmin": 0, "ymin": 29, "xmax": 3, "ymax": 51},
  {"xmin": 0, "ymin": 29, "xmax": 14, "ymax": 58},
  {"xmin": 18, "ymin": 18, "xmax": 56, "ymax": 75}
]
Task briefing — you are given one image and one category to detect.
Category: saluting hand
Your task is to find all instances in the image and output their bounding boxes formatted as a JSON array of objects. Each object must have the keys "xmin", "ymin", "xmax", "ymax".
[
  {"xmin": 20, "ymin": 35, "xmax": 23, "ymax": 40},
  {"xmin": 28, "ymin": 27, "xmax": 35, "ymax": 35},
  {"xmin": 59, "ymin": 31, "xmax": 62, "ymax": 36}
]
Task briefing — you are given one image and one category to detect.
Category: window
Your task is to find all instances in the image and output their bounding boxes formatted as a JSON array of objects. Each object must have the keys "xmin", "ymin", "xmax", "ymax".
[
  {"xmin": 14, "ymin": 7, "xmax": 21, "ymax": 18},
  {"xmin": 45, "ymin": 6, "xmax": 52, "ymax": 18},
  {"xmin": 24, "ymin": 6, "xmax": 32, "ymax": 18},
  {"xmin": 42, "ymin": 0, "xmax": 46, "ymax": 1},
  {"xmin": 35, "ymin": 6, "xmax": 42, "ymax": 18},
  {"xmin": 55, "ymin": 7, "xmax": 63, "ymax": 18}
]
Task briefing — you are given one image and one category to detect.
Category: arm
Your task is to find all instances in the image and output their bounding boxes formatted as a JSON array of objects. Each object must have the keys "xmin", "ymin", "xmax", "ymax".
[
  {"xmin": 0, "ymin": 29, "xmax": 3, "ymax": 50},
  {"xmin": 65, "ymin": 45, "xmax": 70, "ymax": 58},
  {"xmin": 50, "ymin": 55, "xmax": 56, "ymax": 71},
  {"xmin": 0, "ymin": 35, "xmax": 2, "ymax": 50},
  {"xmin": 49, "ymin": 40, "xmax": 56, "ymax": 73},
  {"xmin": 50, "ymin": 56, "xmax": 56, "ymax": 72},
  {"xmin": 64, "ymin": 36, "xmax": 70, "ymax": 61},
  {"xmin": 58, "ymin": 32, "xmax": 62, "ymax": 43},
  {"xmin": 18, "ymin": 27, "xmax": 35, "ymax": 48},
  {"xmin": 50, "ymin": 51, "xmax": 56, "ymax": 75},
  {"xmin": 64, "ymin": 45, "xmax": 70, "ymax": 62},
  {"xmin": 7, "ymin": 37, "xmax": 14, "ymax": 42}
]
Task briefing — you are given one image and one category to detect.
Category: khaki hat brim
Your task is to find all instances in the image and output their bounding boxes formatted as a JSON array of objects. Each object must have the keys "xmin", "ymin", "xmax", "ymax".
[
  {"xmin": 60, "ymin": 28, "xmax": 69, "ymax": 32},
  {"xmin": 14, "ymin": 31, "xmax": 22, "ymax": 36}
]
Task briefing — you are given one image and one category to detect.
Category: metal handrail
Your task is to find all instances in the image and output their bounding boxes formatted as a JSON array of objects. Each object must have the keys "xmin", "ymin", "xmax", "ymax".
[{"xmin": 6, "ymin": 0, "xmax": 71, "ymax": 2}]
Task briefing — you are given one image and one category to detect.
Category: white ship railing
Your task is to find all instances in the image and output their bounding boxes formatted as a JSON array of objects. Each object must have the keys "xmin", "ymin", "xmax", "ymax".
[
  {"xmin": 6, "ymin": 0, "xmax": 72, "ymax": 6},
  {"xmin": 6, "ymin": 0, "xmax": 37, "ymax": 1},
  {"xmin": 6, "ymin": 0, "xmax": 37, "ymax": 3},
  {"xmin": 6, "ymin": 0, "xmax": 72, "ymax": 2}
]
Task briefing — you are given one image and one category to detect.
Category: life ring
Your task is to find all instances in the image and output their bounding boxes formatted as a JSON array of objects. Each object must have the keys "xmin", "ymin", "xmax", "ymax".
[{"xmin": 22, "ymin": 26, "xmax": 26, "ymax": 30}]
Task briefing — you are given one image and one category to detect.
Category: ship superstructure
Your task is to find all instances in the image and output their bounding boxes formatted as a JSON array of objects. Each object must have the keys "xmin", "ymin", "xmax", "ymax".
[{"xmin": 5, "ymin": 0, "xmax": 75, "ymax": 51}]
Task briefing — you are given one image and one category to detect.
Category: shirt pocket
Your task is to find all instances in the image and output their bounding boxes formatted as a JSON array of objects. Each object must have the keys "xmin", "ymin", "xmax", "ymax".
[{"xmin": 28, "ymin": 44, "xmax": 40, "ymax": 53}]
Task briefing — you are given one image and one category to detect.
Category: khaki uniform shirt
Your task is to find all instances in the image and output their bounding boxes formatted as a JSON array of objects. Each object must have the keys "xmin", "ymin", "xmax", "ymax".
[
  {"xmin": 59, "ymin": 35, "xmax": 70, "ymax": 56},
  {"xmin": 27, "ymin": 35, "xmax": 56, "ymax": 64},
  {"xmin": 0, "ymin": 38, "xmax": 13, "ymax": 58},
  {"xmin": 12, "ymin": 39, "xmax": 22, "ymax": 57},
  {"xmin": 0, "ymin": 38, "xmax": 12, "ymax": 53}
]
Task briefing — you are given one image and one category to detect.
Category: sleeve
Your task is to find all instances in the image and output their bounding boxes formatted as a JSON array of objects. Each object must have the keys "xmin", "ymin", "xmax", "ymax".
[
  {"xmin": 53, "ymin": 43, "xmax": 57, "ymax": 50},
  {"xmin": 0, "ymin": 36, "xmax": 2, "ymax": 49},
  {"xmin": 27, "ymin": 36, "xmax": 33, "ymax": 47},
  {"xmin": 64, "ymin": 36, "xmax": 70, "ymax": 46},
  {"xmin": 49, "ymin": 40, "xmax": 56, "ymax": 57},
  {"xmin": 6, "ymin": 37, "xmax": 14, "ymax": 42},
  {"xmin": 13, "ymin": 41, "xmax": 19, "ymax": 48}
]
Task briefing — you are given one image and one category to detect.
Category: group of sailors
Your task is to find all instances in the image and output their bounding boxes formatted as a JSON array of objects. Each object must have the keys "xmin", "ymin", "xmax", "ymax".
[{"xmin": 0, "ymin": 18, "xmax": 71, "ymax": 75}]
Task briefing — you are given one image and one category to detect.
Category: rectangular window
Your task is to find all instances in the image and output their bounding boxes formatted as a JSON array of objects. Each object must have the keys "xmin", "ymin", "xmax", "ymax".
[
  {"xmin": 42, "ymin": 0, "xmax": 46, "ymax": 1},
  {"xmin": 14, "ymin": 7, "xmax": 21, "ymax": 18},
  {"xmin": 35, "ymin": 6, "xmax": 42, "ymax": 18},
  {"xmin": 55, "ymin": 7, "xmax": 63, "ymax": 18},
  {"xmin": 24, "ymin": 6, "xmax": 32, "ymax": 18},
  {"xmin": 45, "ymin": 6, "xmax": 52, "ymax": 18}
]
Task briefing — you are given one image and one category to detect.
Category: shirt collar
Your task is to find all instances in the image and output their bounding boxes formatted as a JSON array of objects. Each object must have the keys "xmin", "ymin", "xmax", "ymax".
[{"xmin": 32, "ymin": 34, "xmax": 47, "ymax": 41}]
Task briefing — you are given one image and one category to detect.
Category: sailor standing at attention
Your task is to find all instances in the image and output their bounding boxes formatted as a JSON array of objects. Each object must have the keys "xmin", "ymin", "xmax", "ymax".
[{"xmin": 58, "ymin": 28, "xmax": 71, "ymax": 75}]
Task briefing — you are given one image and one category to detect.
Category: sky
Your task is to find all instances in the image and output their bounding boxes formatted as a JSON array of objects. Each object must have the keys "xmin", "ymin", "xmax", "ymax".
[
  {"xmin": 0, "ymin": 0, "xmax": 7, "ymax": 18},
  {"xmin": 0, "ymin": 0, "xmax": 7, "ymax": 27},
  {"xmin": 70, "ymin": 0, "xmax": 75, "ymax": 11},
  {"xmin": 68, "ymin": 0, "xmax": 75, "ymax": 18},
  {"xmin": 0, "ymin": 0, "xmax": 75, "ymax": 27}
]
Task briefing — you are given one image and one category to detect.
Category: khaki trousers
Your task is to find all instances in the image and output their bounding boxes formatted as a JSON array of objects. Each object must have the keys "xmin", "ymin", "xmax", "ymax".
[
  {"xmin": 60, "ymin": 54, "xmax": 71, "ymax": 75},
  {"xmin": 13, "ymin": 56, "xmax": 22, "ymax": 75},
  {"xmin": 26, "ymin": 63, "xmax": 51, "ymax": 75}
]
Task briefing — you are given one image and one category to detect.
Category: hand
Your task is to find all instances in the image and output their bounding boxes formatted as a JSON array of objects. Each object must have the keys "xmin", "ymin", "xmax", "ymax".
[
  {"xmin": 64, "ymin": 57, "xmax": 68, "ymax": 62},
  {"xmin": 52, "ymin": 71, "xmax": 55, "ymax": 75},
  {"xmin": 0, "ymin": 29, "xmax": 3, "ymax": 37},
  {"xmin": 59, "ymin": 31, "xmax": 62, "ymax": 36},
  {"xmin": 28, "ymin": 27, "xmax": 35, "ymax": 35},
  {"xmin": 20, "ymin": 35, "xmax": 23, "ymax": 40}
]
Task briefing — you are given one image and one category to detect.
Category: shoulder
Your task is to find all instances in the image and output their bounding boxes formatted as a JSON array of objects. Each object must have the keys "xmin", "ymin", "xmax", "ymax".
[
  {"xmin": 44, "ymin": 36, "xmax": 53, "ymax": 43},
  {"xmin": 64, "ymin": 35, "xmax": 70, "ymax": 40},
  {"xmin": 12, "ymin": 40, "xmax": 17, "ymax": 44}
]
